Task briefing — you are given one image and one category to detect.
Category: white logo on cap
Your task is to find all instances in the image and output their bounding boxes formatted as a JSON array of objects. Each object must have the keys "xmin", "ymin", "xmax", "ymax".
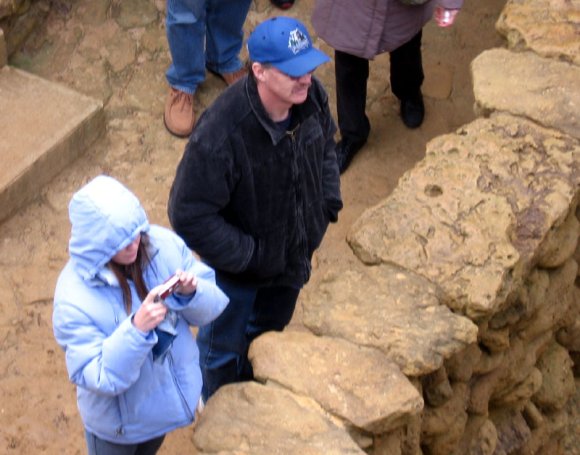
[{"xmin": 288, "ymin": 28, "xmax": 309, "ymax": 55}]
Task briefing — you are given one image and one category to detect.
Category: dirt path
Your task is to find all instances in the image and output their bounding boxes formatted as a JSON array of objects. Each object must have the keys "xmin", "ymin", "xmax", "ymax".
[{"xmin": 0, "ymin": 0, "xmax": 507, "ymax": 453}]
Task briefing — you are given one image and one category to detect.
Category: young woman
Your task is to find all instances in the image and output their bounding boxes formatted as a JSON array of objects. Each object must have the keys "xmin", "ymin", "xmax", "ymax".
[{"xmin": 53, "ymin": 175, "xmax": 228, "ymax": 455}]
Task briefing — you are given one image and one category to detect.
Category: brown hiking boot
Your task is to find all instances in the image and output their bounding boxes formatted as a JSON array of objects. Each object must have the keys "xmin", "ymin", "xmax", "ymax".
[
  {"xmin": 164, "ymin": 87, "xmax": 195, "ymax": 137},
  {"xmin": 208, "ymin": 67, "xmax": 248, "ymax": 86}
]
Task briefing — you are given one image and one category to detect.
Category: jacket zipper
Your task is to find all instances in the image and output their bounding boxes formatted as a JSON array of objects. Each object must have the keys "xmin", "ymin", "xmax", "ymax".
[{"xmin": 168, "ymin": 353, "xmax": 194, "ymax": 420}]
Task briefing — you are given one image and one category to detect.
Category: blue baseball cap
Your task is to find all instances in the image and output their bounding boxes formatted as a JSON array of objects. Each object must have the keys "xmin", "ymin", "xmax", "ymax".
[{"xmin": 247, "ymin": 16, "xmax": 330, "ymax": 78}]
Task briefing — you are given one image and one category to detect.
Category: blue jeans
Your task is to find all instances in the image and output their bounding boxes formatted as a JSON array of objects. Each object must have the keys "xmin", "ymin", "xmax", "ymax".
[
  {"xmin": 197, "ymin": 273, "xmax": 300, "ymax": 400},
  {"xmin": 165, "ymin": 0, "xmax": 252, "ymax": 94},
  {"xmin": 85, "ymin": 431, "xmax": 165, "ymax": 455}
]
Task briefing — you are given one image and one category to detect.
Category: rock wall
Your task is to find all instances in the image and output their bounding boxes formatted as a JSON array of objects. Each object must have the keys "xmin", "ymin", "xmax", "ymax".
[
  {"xmin": 193, "ymin": 0, "xmax": 579, "ymax": 454},
  {"xmin": 0, "ymin": 0, "xmax": 51, "ymax": 63}
]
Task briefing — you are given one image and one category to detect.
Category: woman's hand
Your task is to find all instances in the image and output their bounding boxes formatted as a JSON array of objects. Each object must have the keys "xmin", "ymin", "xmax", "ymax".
[
  {"xmin": 132, "ymin": 286, "xmax": 169, "ymax": 332},
  {"xmin": 434, "ymin": 6, "xmax": 459, "ymax": 27},
  {"xmin": 173, "ymin": 269, "xmax": 198, "ymax": 295}
]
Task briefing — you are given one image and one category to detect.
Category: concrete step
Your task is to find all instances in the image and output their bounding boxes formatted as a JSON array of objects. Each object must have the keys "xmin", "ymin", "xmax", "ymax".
[{"xmin": 0, "ymin": 65, "xmax": 104, "ymax": 223}]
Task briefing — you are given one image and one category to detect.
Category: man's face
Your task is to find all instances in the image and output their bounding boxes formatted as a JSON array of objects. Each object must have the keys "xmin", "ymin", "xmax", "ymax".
[{"xmin": 256, "ymin": 64, "xmax": 313, "ymax": 106}]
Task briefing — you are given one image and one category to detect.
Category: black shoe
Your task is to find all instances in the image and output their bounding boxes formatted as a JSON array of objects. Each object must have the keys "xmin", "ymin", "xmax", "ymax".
[
  {"xmin": 270, "ymin": 0, "xmax": 295, "ymax": 9},
  {"xmin": 400, "ymin": 94, "xmax": 425, "ymax": 129},
  {"xmin": 336, "ymin": 140, "xmax": 364, "ymax": 174}
]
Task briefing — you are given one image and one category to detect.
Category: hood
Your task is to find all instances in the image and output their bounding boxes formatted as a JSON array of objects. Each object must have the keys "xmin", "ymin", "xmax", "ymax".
[{"xmin": 68, "ymin": 175, "xmax": 150, "ymax": 281}]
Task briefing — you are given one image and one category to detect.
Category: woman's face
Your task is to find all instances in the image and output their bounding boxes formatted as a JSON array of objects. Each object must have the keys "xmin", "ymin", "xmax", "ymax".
[{"xmin": 111, "ymin": 235, "xmax": 141, "ymax": 265}]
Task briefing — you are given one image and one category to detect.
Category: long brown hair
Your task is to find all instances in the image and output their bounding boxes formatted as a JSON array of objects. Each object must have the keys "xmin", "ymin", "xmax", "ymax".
[{"xmin": 108, "ymin": 233, "xmax": 151, "ymax": 315}]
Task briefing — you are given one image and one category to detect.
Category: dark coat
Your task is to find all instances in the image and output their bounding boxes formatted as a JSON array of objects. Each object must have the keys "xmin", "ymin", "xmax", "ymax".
[
  {"xmin": 312, "ymin": 0, "xmax": 464, "ymax": 59},
  {"xmin": 168, "ymin": 74, "xmax": 342, "ymax": 289}
]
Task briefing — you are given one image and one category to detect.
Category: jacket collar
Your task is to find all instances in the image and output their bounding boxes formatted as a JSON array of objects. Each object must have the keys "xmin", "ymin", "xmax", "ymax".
[{"xmin": 244, "ymin": 73, "xmax": 319, "ymax": 145}]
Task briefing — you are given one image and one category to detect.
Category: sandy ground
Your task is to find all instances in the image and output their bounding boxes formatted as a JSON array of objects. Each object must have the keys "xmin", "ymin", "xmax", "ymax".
[{"xmin": 1, "ymin": 0, "xmax": 559, "ymax": 453}]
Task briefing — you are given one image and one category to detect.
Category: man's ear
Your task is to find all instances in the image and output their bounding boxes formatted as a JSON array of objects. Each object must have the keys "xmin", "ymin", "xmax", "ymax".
[{"xmin": 252, "ymin": 62, "xmax": 267, "ymax": 83}]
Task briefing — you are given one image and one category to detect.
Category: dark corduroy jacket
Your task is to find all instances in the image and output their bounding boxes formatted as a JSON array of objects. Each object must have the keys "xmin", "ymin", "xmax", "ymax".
[{"xmin": 168, "ymin": 74, "xmax": 342, "ymax": 288}]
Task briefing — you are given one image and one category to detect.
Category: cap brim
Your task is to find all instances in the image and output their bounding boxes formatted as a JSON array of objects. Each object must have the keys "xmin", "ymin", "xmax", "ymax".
[{"xmin": 273, "ymin": 47, "xmax": 330, "ymax": 78}]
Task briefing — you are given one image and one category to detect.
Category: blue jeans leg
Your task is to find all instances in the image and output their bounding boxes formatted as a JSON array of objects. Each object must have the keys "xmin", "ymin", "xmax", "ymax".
[
  {"xmin": 165, "ymin": 0, "xmax": 252, "ymax": 92},
  {"xmin": 197, "ymin": 274, "xmax": 299, "ymax": 400},
  {"xmin": 165, "ymin": 0, "xmax": 207, "ymax": 93},
  {"xmin": 205, "ymin": 0, "xmax": 252, "ymax": 74},
  {"xmin": 85, "ymin": 431, "xmax": 165, "ymax": 455},
  {"xmin": 240, "ymin": 285, "xmax": 299, "ymax": 379}
]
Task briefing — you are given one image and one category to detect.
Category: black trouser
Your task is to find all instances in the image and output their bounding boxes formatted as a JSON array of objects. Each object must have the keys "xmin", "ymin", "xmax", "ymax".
[{"xmin": 335, "ymin": 30, "xmax": 424, "ymax": 145}]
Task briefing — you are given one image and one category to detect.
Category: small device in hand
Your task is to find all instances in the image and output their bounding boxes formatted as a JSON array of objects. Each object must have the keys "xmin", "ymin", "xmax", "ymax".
[{"xmin": 156, "ymin": 274, "xmax": 181, "ymax": 301}]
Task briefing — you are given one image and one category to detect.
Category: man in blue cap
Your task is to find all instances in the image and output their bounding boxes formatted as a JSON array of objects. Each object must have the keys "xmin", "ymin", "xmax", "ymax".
[{"xmin": 168, "ymin": 16, "xmax": 342, "ymax": 400}]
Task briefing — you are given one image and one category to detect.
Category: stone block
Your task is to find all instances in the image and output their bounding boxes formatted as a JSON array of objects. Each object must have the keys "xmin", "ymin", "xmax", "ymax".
[
  {"xmin": 301, "ymin": 263, "xmax": 477, "ymax": 377},
  {"xmin": 472, "ymin": 48, "xmax": 580, "ymax": 140},
  {"xmin": 348, "ymin": 114, "xmax": 580, "ymax": 320},
  {"xmin": 193, "ymin": 382, "xmax": 365, "ymax": 454},
  {"xmin": 250, "ymin": 330, "xmax": 424, "ymax": 434},
  {"xmin": 496, "ymin": 0, "xmax": 580, "ymax": 65},
  {"xmin": 0, "ymin": 66, "xmax": 104, "ymax": 223}
]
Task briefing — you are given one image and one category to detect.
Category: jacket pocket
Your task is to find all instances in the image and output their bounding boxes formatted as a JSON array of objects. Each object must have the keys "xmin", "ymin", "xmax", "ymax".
[
  {"xmin": 306, "ymin": 196, "xmax": 329, "ymax": 254},
  {"xmin": 247, "ymin": 223, "xmax": 288, "ymax": 279}
]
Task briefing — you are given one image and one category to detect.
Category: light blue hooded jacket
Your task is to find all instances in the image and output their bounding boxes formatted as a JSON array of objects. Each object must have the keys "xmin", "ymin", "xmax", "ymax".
[{"xmin": 53, "ymin": 175, "xmax": 229, "ymax": 444}]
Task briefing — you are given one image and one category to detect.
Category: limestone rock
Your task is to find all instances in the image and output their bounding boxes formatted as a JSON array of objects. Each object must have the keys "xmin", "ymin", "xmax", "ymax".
[
  {"xmin": 535, "ymin": 209, "xmax": 580, "ymax": 268},
  {"xmin": 372, "ymin": 427, "xmax": 404, "ymax": 455},
  {"xmin": 301, "ymin": 263, "xmax": 477, "ymax": 377},
  {"xmin": 193, "ymin": 382, "xmax": 365, "ymax": 454},
  {"xmin": 468, "ymin": 368, "xmax": 503, "ymax": 416},
  {"xmin": 492, "ymin": 333, "xmax": 552, "ymax": 402},
  {"xmin": 453, "ymin": 416, "xmax": 498, "ymax": 455},
  {"xmin": 478, "ymin": 323, "xmax": 510, "ymax": 353},
  {"xmin": 491, "ymin": 367, "xmax": 543, "ymax": 407},
  {"xmin": 445, "ymin": 343, "xmax": 481, "ymax": 382},
  {"xmin": 1, "ymin": 0, "xmax": 49, "ymax": 56},
  {"xmin": 518, "ymin": 259, "xmax": 578, "ymax": 342},
  {"xmin": 348, "ymin": 114, "xmax": 580, "ymax": 319},
  {"xmin": 533, "ymin": 340, "xmax": 576, "ymax": 411},
  {"xmin": 496, "ymin": 0, "xmax": 580, "ymax": 65},
  {"xmin": 249, "ymin": 330, "xmax": 423, "ymax": 434},
  {"xmin": 556, "ymin": 315, "xmax": 580, "ymax": 352},
  {"xmin": 520, "ymin": 407, "xmax": 569, "ymax": 454},
  {"xmin": 490, "ymin": 409, "xmax": 532, "ymax": 455},
  {"xmin": 489, "ymin": 269, "xmax": 549, "ymax": 330},
  {"xmin": 422, "ymin": 366, "xmax": 453, "ymax": 407},
  {"xmin": 562, "ymin": 378, "xmax": 580, "ymax": 454},
  {"xmin": 473, "ymin": 350, "xmax": 505, "ymax": 376},
  {"xmin": 421, "ymin": 383, "xmax": 469, "ymax": 454},
  {"xmin": 472, "ymin": 48, "xmax": 580, "ymax": 140},
  {"xmin": 523, "ymin": 401, "xmax": 545, "ymax": 430}
]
